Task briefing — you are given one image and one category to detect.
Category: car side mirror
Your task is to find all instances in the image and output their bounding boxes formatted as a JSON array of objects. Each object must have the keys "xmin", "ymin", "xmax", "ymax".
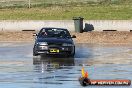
[
  {"xmin": 33, "ymin": 33, "xmax": 37, "ymax": 36},
  {"xmin": 71, "ymin": 35, "xmax": 76, "ymax": 38}
]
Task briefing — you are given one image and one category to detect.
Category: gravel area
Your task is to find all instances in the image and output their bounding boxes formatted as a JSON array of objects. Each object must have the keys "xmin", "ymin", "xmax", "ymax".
[{"xmin": 0, "ymin": 31, "xmax": 132, "ymax": 44}]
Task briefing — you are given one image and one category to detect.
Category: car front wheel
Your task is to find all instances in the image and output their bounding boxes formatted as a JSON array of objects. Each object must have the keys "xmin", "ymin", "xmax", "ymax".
[
  {"xmin": 33, "ymin": 47, "xmax": 39, "ymax": 56},
  {"xmin": 68, "ymin": 48, "xmax": 75, "ymax": 57},
  {"xmin": 33, "ymin": 51, "xmax": 39, "ymax": 56}
]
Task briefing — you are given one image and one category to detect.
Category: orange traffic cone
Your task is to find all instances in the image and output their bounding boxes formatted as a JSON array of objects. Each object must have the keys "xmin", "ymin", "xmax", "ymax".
[
  {"xmin": 81, "ymin": 67, "xmax": 88, "ymax": 78},
  {"xmin": 79, "ymin": 67, "xmax": 91, "ymax": 86}
]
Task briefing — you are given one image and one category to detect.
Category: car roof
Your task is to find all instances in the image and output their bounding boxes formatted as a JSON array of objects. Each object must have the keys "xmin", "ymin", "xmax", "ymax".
[{"xmin": 41, "ymin": 27, "xmax": 67, "ymax": 30}]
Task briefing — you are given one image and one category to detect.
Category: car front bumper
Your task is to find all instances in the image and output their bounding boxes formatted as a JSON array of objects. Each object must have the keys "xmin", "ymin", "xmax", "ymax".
[{"xmin": 35, "ymin": 45, "xmax": 74, "ymax": 55}]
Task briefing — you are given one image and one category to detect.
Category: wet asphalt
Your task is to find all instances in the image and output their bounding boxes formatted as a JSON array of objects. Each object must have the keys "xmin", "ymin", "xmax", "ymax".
[{"xmin": 0, "ymin": 42, "xmax": 132, "ymax": 88}]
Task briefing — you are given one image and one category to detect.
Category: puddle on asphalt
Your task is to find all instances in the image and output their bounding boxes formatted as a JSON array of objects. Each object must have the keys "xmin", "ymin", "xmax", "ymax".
[{"xmin": 0, "ymin": 43, "xmax": 132, "ymax": 88}]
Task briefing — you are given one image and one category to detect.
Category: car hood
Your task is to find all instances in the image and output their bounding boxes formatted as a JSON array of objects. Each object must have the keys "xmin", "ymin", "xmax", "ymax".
[{"xmin": 37, "ymin": 37, "xmax": 73, "ymax": 44}]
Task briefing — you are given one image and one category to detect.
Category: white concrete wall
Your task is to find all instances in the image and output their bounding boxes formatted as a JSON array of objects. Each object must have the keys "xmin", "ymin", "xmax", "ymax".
[
  {"xmin": 84, "ymin": 20, "xmax": 132, "ymax": 31},
  {"xmin": 0, "ymin": 20, "xmax": 132, "ymax": 31},
  {"xmin": 0, "ymin": 20, "xmax": 75, "ymax": 31}
]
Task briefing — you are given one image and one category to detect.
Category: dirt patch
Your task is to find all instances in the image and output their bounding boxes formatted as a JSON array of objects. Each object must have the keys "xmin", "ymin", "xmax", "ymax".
[
  {"xmin": 0, "ymin": 31, "xmax": 132, "ymax": 44},
  {"xmin": 72, "ymin": 31, "xmax": 132, "ymax": 44},
  {"xmin": 0, "ymin": 31, "xmax": 34, "ymax": 42}
]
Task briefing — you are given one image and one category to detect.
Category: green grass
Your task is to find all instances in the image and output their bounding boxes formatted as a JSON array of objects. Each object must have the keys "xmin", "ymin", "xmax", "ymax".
[{"xmin": 0, "ymin": 0, "xmax": 132, "ymax": 20}]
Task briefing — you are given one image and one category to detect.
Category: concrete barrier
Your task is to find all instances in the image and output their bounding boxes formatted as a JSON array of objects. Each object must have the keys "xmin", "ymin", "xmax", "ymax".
[
  {"xmin": 84, "ymin": 20, "xmax": 132, "ymax": 31},
  {"xmin": 0, "ymin": 20, "xmax": 75, "ymax": 31},
  {"xmin": 0, "ymin": 20, "xmax": 132, "ymax": 31}
]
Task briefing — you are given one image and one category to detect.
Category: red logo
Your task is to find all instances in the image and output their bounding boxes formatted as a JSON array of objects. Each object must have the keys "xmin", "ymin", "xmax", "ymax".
[{"xmin": 79, "ymin": 67, "xmax": 131, "ymax": 86}]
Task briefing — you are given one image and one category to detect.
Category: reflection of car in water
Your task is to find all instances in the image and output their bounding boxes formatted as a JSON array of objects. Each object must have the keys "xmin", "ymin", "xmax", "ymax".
[
  {"xmin": 33, "ymin": 56, "xmax": 75, "ymax": 72},
  {"xmin": 33, "ymin": 28, "xmax": 76, "ymax": 57}
]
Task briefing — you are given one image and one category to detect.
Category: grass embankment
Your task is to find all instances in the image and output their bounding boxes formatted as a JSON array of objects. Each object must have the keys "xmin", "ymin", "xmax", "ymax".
[{"xmin": 0, "ymin": 0, "xmax": 132, "ymax": 20}]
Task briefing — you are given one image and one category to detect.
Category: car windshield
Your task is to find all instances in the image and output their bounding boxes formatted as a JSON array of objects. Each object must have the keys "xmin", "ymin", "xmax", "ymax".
[{"xmin": 38, "ymin": 28, "xmax": 71, "ymax": 38}]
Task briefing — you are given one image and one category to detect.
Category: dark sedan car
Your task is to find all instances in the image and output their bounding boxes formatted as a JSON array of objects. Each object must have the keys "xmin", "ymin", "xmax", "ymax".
[{"xmin": 33, "ymin": 28, "xmax": 76, "ymax": 57}]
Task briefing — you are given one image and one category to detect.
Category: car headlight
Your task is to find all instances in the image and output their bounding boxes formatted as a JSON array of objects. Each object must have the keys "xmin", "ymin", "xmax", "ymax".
[
  {"xmin": 62, "ymin": 43, "xmax": 73, "ymax": 46},
  {"xmin": 37, "ymin": 42, "xmax": 48, "ymax": 45},
  {"xmin": 39, "ymin": 46, "xmax": 48, "ymax": 50}
]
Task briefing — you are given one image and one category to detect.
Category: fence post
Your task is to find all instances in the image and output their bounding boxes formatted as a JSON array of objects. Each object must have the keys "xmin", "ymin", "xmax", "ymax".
[{"xmin": 28, "ymin": 0, "xmax": 31, "ymax": 8}]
